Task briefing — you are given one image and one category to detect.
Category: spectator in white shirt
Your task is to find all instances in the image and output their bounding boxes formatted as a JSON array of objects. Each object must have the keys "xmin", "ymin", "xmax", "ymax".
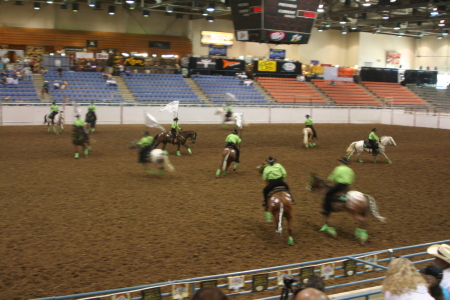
[{"xmin": 427, "ymin": 244, "xmax": 450, "ymax": 296}]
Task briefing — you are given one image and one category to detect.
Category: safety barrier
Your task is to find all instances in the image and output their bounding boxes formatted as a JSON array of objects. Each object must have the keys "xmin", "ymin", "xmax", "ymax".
[{"xmin": 30, "ymin": 239, "xmax": 450, "ymax": 300}]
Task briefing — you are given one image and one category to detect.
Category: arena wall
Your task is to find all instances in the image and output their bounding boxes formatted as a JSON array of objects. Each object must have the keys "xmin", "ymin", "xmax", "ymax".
[{"xmin": 2, "ymin": 105, "xmax": 449, "ymax": 129}]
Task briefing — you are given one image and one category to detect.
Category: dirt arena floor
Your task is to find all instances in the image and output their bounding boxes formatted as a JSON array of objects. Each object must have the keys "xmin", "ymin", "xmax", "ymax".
[{"xmin": 1, "ymin": 123, "xmax": 449, "ymax": 300}]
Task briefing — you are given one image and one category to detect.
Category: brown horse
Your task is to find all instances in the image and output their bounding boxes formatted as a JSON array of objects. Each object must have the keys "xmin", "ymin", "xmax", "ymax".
[
  {"xmin": 153, "ymin": 131, "xmax": 197, "ymax": 156},
  {"xmin": 258, "ymin": 161, "xmax": 294, "ymax": 245},
  {"xmin": 72, "ymin": 126, "xmax": 91, "ymax": 159},
  {"xmin": 307, "ymin": 174, "xmax": 386, "ymax": 245},
  {"xmin": 215, "ymin": 147, "xmax": 238, "ymax": 177}
]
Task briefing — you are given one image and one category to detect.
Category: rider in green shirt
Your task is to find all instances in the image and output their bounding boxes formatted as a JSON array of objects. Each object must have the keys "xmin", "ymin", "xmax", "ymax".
[
  {"xmin": 225, "ymin": 103, "xmax": 233, "ymax": 121},
  {"xmin": 225, "ymin": 129, "xmax": 241, "ymax": 163},
  {"xmin": 73, "ymin": 114, "xmax": 88, "ymax": 140},
  {"xmin": 86, "ymin": 101, "xmax": 97, "ymax": 133},
  {"xmin": 322, "ymin": 157, "xmax": 355, "ymax": 215},
  {"xmin": 137, "ymin": 131, "xmax": 155, "ymax": 163},
  {"xmin": 260, "ymin": 157, "xmax": 291, "ymax": 207},
  {"xmin": 305, "ymin": 114, "xmax": 317, "ymax": 138},
  {"xmin": 171, "ymin": 117, "xmax": 182, "ymax": 144},
  {"xmin": 368, "ymin": 128, "xmax": 380, "ymax": 156},
  {"xmin": 88, "ymin": 102, "xmax": 96, "ymax": 112},
  {"xmin": 50, "ymin": 102, "xmax": 59, "ymax": 120}
]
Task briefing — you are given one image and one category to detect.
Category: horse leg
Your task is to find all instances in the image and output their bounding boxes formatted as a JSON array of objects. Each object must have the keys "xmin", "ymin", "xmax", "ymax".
[
  {"xmin": 355, "ymin": 151, "xmax": 363, "ymax": 163},
  {"xmin": 286, "ymin": 214, "xmax": 294, "ymax": 246},
  {"xmin": 161, "ymin": 142, "xmax": 169, "ymax": 155},
  {"xmin": 352, "ymin": 211, "xmax": 368, "ymax": 245},
  {"xmin": 380, "ymin": 151, "xmax": 391, "ymax": 164},
  {"xmin": 176, "ymin": 142, "xmax": 182, "ymax": 156},
  {"xmin": 319, "ymin": 213, "xmax": 337, "ymax": 238},
  {"xmin": 181, "ymin": 142, "xmax": 192, "ymax": 155}
]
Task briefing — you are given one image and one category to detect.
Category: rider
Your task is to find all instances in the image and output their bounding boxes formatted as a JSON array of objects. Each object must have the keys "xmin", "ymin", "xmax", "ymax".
[
  {"xmin": 50, "ymin": 101, "xmax": 59, "ymax": 121},
  {"xmin": 368, "ymin": 128, "xmax": 380, "ymax": 156},
  {"xmin": 261, "ymin": 157, "xmax": 291, "ymax": 208},
  {"xmin": 322, "ymin": 157, "xmax": 355, "ymax": 215},
  {"xmin": 305, "ymin": 114, "xmax": 318, "ymax": 138},
  {"xmin": 74, "ymin": 114, "xmax": 89, "ymax": 141},
  {"xmin": 137, "ymin": 131, "xmax": 154, "ymax": 163},
  {"xmin": 225, "ymin": 103, "xmax": 233, "ymax": 121},
  {"xmin": 86, "ymin": 101, "xmax": 97, "ymax": 132},
  {"xmin": 171, "ymin": 117, "xmax": 181, "ymax": 144},
  {"xmin": 225, "ymin": 129, "xmax": 241, "ymax": 163}
]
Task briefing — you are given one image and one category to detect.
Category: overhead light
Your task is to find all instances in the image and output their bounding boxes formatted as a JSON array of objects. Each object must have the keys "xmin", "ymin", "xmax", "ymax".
[
  {"xmin": 362, "ymin": 0, "xmax": 371, "ymax": 7},
  {"xmin": 317, "ymin": 4, "xmax": 324, "ymax": 13},
  {"xmin": 373, "ymin": 29, "xmax": 380, "ymax": 34},
  {"xmin": 341, "ymin": 26, "xmax": 348, "ymax": 34},
  {"xmin": 339, "ymin": 16, "xmax": 347, "ymax": 24},
  {"xmin": 206, "ymin": 3, "xmax": 215, "ymax": 12},
  {"xmin": 437, "ymin": 35, "xmax": 443, "ymax": 39},
  {"xmin": 206, "ymin": 16, "xmax": 214, "ymax": 22},
  {"xmin": 431, "ymin": 8, "xmax": 439, "ymax": 16},
  {"xmin": 443, "ymin": 29, "xmax": 449, "ymax": 36},
  {"xmin": 125, "ymin": 0, "xmax": 133, "ymax": 3},
  {"xmin": 72, "ymin": 3, "xmax": 79, "ymax": 11},
  {"xmin": 34, "ymin": 2, "xmax": 40, "ymax": 9},
  {"xmin": 202, "ymin": 9, "xmax": 208, "ymax": 16},
  {"xmin": 128, "ymin": 1, "xmax": 135, "ymax": 9},
  {"xmin": 382, "ymin": 13, "xmax": 389, "ymax": 20},
  {"xmin": 350, "ymin": 24, "xmax": 357, "ymax": 30},
  {"xmin": 152, "ymin": 54, "xmax": 157, "ymax": 57},
  {"xmin": 143, "ymin": 10, "xmax": 150, "ymax": 17},
  {"xmin": 88, "ymin": 0, "xmax": 95, "ymax": 7},
  {"xmin": 318, "ymin": 26, "xmax": 324, "ymax": 32},
  {"xmin": 166, "ymin": 5, "xmax": 173, "ymax": 13},
  {"xmin": 122, "ymin": 53, "xmax": 130, "ymax": 57},
  {"xmin": 390, "ymin": 0, "xmax": 396, "ymax": 2},
  {"xmin": 393, "ymin": 22, "xmax": 400, "ymax": 30},
  {"xmin": 439, "ymin": 20, "xmax": 445, "ymax": 27},
  {"xmin": 47, "ymin": 0, "xmax": 53, "ymax": 3},
  {"xmin": 108, "ymin": 5, "xmax": 115, "ymax": 14}
]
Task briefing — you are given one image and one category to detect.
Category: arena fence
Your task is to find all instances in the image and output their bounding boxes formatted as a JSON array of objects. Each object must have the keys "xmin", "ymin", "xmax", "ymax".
[{"xmin": 30, "ymin": 239, "xmax": 450, "ymax": 300}]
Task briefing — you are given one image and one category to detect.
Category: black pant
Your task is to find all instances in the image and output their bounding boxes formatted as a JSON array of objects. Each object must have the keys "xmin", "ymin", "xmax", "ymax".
[
  {"xmin": 226, "ymin": 142, "xmax": 240, "ymax": 162},
  {"xmin": 306, "ymin": 125, "xmax": 317, "ymax": 138},
  {"xmin": 139, "ymin": 146, "xmax": 151, "ymax": 162},
  {"xmin": 51, "ymin": 111, "xmax": 58, "ymax": 119},
  {"xmin": 225, "ymin": 111, "xmax": 232, "ymax": 118},
  {"xmin": 263, "ymin": 178, "xmax": 290, "ymax": 203},
  {"xmin": 324, "ymin": 183, "xmax": 348, "ymax": 213},
  {"xmin": 368, "ymin": 139, "xmax": 378, "ymax": 154}
]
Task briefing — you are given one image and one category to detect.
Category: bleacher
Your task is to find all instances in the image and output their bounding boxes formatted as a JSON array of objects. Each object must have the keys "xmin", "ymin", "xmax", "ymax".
[
  {"xmin": 123, "ymin": 73, "xmax": 201, "ymax": 103},
  {"xmin": 363, "ymin": 81, "xmax": 428, "ymax": 107},
  {"xmin": 256, "ymin": 77, "xmax": 328, "ymax": 104},
  {"xmin": 312, "ymin": 79, "xmax": 381, "ymax": 106},
  {"xmin": 193, "ymin": 75, "xmax": 267, "ymax": 103},
  {"xmin": 406, "ymin": 84, "xmax": 450, "ymax": 110},
  {"xmin": 44, "ymin": 71, "xmax": 122, "ymax": 103},
  {"xmin": 1, "ymin": 75, "xmax": 39, "ymax": 102}
]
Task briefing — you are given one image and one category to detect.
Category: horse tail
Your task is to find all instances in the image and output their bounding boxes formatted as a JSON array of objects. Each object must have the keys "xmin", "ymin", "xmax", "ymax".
[
  {"xmin": 303, "ymin": 128, "xmax": 309, "ymax": 145},
  {"xmin": 44, "ymin": 115, "xmax": 47, "ymax": 124},
  {"xmin": 163, "ymin": 154, "xmax": 175, "ymax": 172},
  {"xmin": 365, "ymin": 194, "xmax": 387, "ymax": 222},
  {"xmin": 222, "ymin": 150, "xmax": 230, "ymax": 172},
  {"xmin": 346, "ymin": 142, "xmax": 357, "ymax": 155},
  {"xmin": 277, "ymin": 202, "xmax": 284, "ymax": 234}
]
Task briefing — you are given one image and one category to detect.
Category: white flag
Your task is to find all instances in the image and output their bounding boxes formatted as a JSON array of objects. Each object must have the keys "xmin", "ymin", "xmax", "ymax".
[
  {"xmin": 145, "ymin": 112, "xmax": 165, "ymax": 132},
  {"xmin": 225, "ymin": 93, "xmax": 237, "ymax": 102},
  {"xmin": 234, "ymin": 113, "xmax": 243, "ymax": 129},
  {"xmin": 159, "ymin": 101, "xmax": 179, "ymax": 113}
]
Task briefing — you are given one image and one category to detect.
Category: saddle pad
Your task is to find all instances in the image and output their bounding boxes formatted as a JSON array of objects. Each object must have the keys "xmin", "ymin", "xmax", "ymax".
[
  {"xmin": 268, "ymin": 187, "xmax": 291, "ymax": 201},
  {"xmin": 223, "ymin": 148, "xmax": 235, "ymax": 152}
]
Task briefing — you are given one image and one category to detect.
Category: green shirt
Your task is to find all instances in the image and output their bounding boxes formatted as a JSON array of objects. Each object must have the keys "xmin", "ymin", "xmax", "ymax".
[
  {"xmin": 88, "ymin": 104, "xmax": 96, "ymax": 111},
  {"xmin": 226, "ymin": 105, "xmax": 232, "ymax": 112},
  {"xmin": 262, "ymin": 163, "xmax": 287, "ymax": 181},
  {"xmin": 50, "ymin": 104, "xmax": 59, "ymax": 112},
  {"xmin": 328, "ymin": 165, "xmax": 355, "ymax": 185},
  {"xmin": 369, "ymin": 132, "xmax": 379, "ymax": 141},
  {"xmin": 305, "ymin": 118, "xmax": 313, "ymax": 126},
  {"xmin": 137, "ymin": 136, "xmax": 154, "ymax": 147},
  {"xmin": 225, "ymin": 133, "xmax": 241, "ymax": 144},
  {"xmin": 172, "ymin": 121, "xmax": 181, "ymax": 130},
  {"xmin": 74, "ymin": 119, "xmax": 85, "ymax": 127}
]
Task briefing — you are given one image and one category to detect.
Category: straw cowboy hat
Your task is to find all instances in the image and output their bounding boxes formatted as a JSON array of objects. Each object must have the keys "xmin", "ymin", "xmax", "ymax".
[{"xmin": 427, "ymin": 244, "xmax": 450, "ymax": 264}]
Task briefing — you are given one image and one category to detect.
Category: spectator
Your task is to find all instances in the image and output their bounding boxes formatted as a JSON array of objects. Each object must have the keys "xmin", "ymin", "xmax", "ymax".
[
  {"xmin": 106, "ymin": 78, "xmax": 117, "ymax": 86},
  {"xmin": 419, "ymin": 264, "xmax": 448, "ymax": 300},
  {"xmin": 124, "ymin": 68, "xmax": 131, "ymax": 76},
  {"xmin": 191, "ymin": 287, "xmax": 228, "ymax": 300},
  {"xmin": 40, "ymin": 66, "xmax": 48, "ymax": 75},
  {"xmin": 57, "ymin": 67, "xmax": 63, "ymax": 77},
  {"xmin": 243, "ymin": 79, "xmax": 253, "ymax": 86},
  {"xmin": 42, "ymin": 81, "xmax": 49, "ymax": 96},
  {"xmin": 294, "ymin": 288, "xmax": 329, "ymax": 300},
  {"xmin": 293, "ymin": 275, "xmax": 326, "ymax": 298},
  {"xmin": 427, "ymin": 244, "xmax": 450, "ymax": 295},
  {"xmin": 382, "ymin": 257, "xmax": 434, "ymax": 300},
  {"xmin": 53, "ymin": 80, "xmax": 60, "ymax": 89},
  {"xmin": 60, "ymin": 81, "xmax": 68, "ymax": 89},
  {"xmin": 24, "ymin": 67, "xmax": 32, "ymax": 81},
  {"xmin": 29, "ymin": 58, "xmax": 36, "ymax": 72},
  {"xmin": 297, "ymin": 75, "xmax": 306, "ymax": 82}
]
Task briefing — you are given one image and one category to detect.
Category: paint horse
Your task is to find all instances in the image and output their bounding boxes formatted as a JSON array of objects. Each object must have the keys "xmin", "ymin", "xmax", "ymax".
[
  {"xmin": 216, "ymin": 146, "xmax": 239, "ymax": 177},
  {"xmin": 346, "ymin": 136, "xmax": 397, "ymax": 163},
  {"xmin": 153, "ymin": 131, "xmax": 197, "ymax": 156},
  {"xmin": 72, "ymin": 125, "xmax": 91, "ymax": 158},
  {"xmin": 44, "ymin": 111, "xmax": 65, "ymax": 134},
  {"xmin": 307, "ymin": 174, "xmax": 386, "ymax": 245},
  {"xmin": 303, "ymin": 127, "xmax": 316, "ymax": 148},
  {"xmin": 257, "ymin": 161, "xmax": 294, "ymax": 246}
]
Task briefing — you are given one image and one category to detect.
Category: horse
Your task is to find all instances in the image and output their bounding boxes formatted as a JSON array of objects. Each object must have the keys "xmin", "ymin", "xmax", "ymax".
[
  {"xmin": 85, "ymin": 111, "xmax": 97, "ymax": 133},
  {"xmin": 303, "ymin": 127, "xmax": 316, "ymax": 148},
  {"xmin": 72, "ymin": 126, "xmax": 91, "ymax": 158},
  {"xmin": 346, "ymin": 136, "xmax": 397, "ymax": 163},
  {"xmin": 153, "ymin": 131, "xmax": 197, "ymax": 156},
  {"xmin": 307, "ymin": 174, "xmax": 386, "ymax": 245},
  {"xmin": 215, "ymin": 107, "xmax": 246, "ymax": 128},
  {"xmin": 44, "ymin": 111, "xmax": 65, "ymax": 134},
  {"xmin": 215, "ymin": 146, "xmax": 238, "ymax": 177},
  {"xmin": 257, "ymin": 161, "xmax": 294, "ymax": 246},
  {"xmin": 128, "ymin": 141, "xmax": 175, "ymax": 175}
]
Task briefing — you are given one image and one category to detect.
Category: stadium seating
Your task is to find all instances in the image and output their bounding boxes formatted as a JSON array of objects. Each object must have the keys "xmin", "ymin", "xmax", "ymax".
[
  {"xmin": 193, "ymin": 75, "xmax": 268, "ymax": 103},
  {"xmin": 312, "ymin": 79, "xmax": 381, "ymax": 106},
  {"xmin": 406, "ymin": 84, "xmax": 449, "ymax": 110},
  {"xmin": 1, "ymin": 72, "xmax": 40, "ymax": 102},
  {"xmin": 122, "ymin": 73, "xmax": 202, "ymax": 103},
  {"xmin": 256, "ymin": 77, "xmax": 328, "ymax": 104},
  {"xmin": 44, "ymin": 71, "xmax": 123, "ymax": 103},
  {"xmin": 362, "ymin": 81, "xmax": 428, "ymax": 107}
]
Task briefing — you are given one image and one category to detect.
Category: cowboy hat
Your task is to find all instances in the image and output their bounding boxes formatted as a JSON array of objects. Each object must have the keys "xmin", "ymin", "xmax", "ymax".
[
  {"xmin": 338, "ymin": 157, "xmax": 350, "ymax": 165},
  {"xmin": 266, "ymin": 156, "xmax": 277, "ymax": 164},
  {"xmin": 427, "ymin": 244, "xmax": 450, "ymax": 264},
  {"xmin": 305, "ymin": 114, "xmax": 310, "ymax": 118},
  {"xmin": 372, "ymin": 128, "xmax": 378, "ymax": 131}
]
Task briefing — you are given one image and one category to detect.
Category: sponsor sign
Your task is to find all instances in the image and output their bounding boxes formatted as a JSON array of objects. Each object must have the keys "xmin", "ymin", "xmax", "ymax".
[
  {"xmin": 269, "ymin": 49, "xmax": 286, "ymax": 60},
  {"xmin": 95, "ymin": 53, "xmax": 109, "ymax": 59},
  {"xmin": 344, "ymin": 260, "xmax": 357, "ymax": 277},
  {"xmin": 221, "ymin": 59, "xmax": 245, "ymax": 70},
  {"xmin": 236, "ymin": 30, "xmax": 249, "ymax": 41},
  {"xmin": 201, "ymin": 31, "xmax": 234, "ymax": 46},
  {"xmin": 268, "ymin": 31, "xmax": 287, "ymax": 42},
  {"xmin": 171, "ymin": 283, "xmax": 189, "ymax": 299},
  {"xmin": 65, "ymin": 47, "xmax": 86, "ymax": 52},
  {"xmin": 281, "ymin": 62, "xmax": 296, "ymax": 72},
  {"xmin": 257, "ymin": 61, "xmax": 277, "ymax": 72},
  {"xmin": 180, "ymin": 56, "xmax": 190, "ymax": 68},
  {"xmin": 252, "ymin": 274, "xmax": 269, "ymax": 292},
  {"xmin": 124, "ymin": 57, "xmax": 145, "ymax": 66},
  {"xmin": 195, "ymin": 57, "xmax": 217, "ymax": 69},
  {"xmin": 149, "ymin": 41, "xmax": 171, "ymax": 49},
  {"xmin": 338, "ymin": 67, "xmax": 355, "ymax": 78},
  {"xmin": 228, "ymin": 276, "xmax": 245, "ymax": 293},
  {"xmin": 86, "ymin": 40, "xmax": 98, "ymax": 47},
  {"xmin": 299, "ymin": 267, "xmax": 315, "ymax": 286},
  {"xmin": 209, "ymin": 45, "xmax": 227, "ymax": 57},
  {"xmin": 75, "ymin": 52, "xmax": 94, "ymax": 59},
  {"xmin": 287, "ymin": 33, "xmax": 308, "ymax": 44},
  {"xmin": 141, "ymin": 287, "xmax": 162, "ymax": 300},
  {"xmin": 200, "ymin": 280, "xmax": 218, "ymax": 289}
]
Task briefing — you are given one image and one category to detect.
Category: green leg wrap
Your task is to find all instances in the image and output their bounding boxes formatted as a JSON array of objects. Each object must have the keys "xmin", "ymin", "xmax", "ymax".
[
  {"xmin": 223, "ymin": 171, "xmax": 228, "ymax": 176},
  {"xmin": 319, "ymin": 224, "xmax": 329, "ymax": 231},
  {"xmin": 53, "ymin": 127, "xmax": 57, "ymax": 134},
  {"xmin": 187, "ymin": 148, "xmax": 192, "ymax": 154},
  {"xmin": 305, "ymin": 145, "xmax": 309, "ymax": 148},
  {"xmin": 357, "ymin": 158, "xmax": 363, "ymax": 163},
  {"xmin": 91, "ymin": 128, "xmax": 95, "ymax": 133},
  {"xmin": 359, "ymin": 229, "xmax": 368, "ymax": 242},
  {"xmin": 75, "ymin": 153, "xmax": 79, "ymax": 158},
  {"xmin": 233, "ymin": 163, "xmax": 238, "ymax": 169},
  {"xmin": 288, "ymin": 236, "xmax": 294, "ymax": 246},
  {"xmin": 163, "ymin": 150, "xmax": 169, "ymax": 155},
  {"xmin": 47, "ymin": 128, "xmax": 50, "ymax": 133},
  {"xmin": 87, "ymin": 146, "xmax": 92, "ymax": 151},
  {"xmin": 84, "ymin": 149, "xmax": 89, "ymax": 156},
  {"xmin": 176, "ymin": 151, "xmax": 181, "ymax": 156},
  {"xmin": 156, "ymin": 170, "xmax": 164, "ymax": 175},
  {"xmin": 215, "ymin": 169, "xmax": 221, "ymax": 177},
  {"xmin": 372, "ymin": 158, "xmax": 377, "ymax": 163},
  {"xmin": 265, "ymin": 212, "xmax": 272, "ymax": 222},
  {"xmin": 312, "ymin": 143, "xmax": 316, "ymax": 146},
  {"xmin": 326, "ymin": 226, "xmax": 337, "ymax": 237},
  {"xmin": 387, "ymin": 159, "xmax": 392, "ymax": 164},
  {"xmin": 146, "ymin": 170, "xmax": 154, "ymax": 174},
  {"xmin": 354, "ymin": 228, "xmax": 362, "ymax": 237},
  {"xmin": 309, "ymin": 142, "xmax": 314, "ymax": 147}
]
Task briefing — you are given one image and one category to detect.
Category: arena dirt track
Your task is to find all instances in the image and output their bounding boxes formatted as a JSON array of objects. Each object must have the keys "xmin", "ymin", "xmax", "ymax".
[{"xmin": 1, "ymin": 123, "xmax": 449, "ymax": 300}]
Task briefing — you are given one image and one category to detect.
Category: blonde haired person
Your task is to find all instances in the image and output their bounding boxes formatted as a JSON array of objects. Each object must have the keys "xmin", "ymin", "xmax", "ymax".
[{"xmin": 383, "ymin": 257, "xmax": 434, "ymax": 300}]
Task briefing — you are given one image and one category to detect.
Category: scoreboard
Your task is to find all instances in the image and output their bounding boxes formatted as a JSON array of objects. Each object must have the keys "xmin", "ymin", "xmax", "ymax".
[{"xmin": 230, "ymin": 0, "xmax": 320, "ymax": 44}]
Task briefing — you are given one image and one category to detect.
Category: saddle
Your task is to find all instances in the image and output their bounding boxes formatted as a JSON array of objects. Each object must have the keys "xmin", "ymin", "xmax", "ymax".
[
  {"xmin": 268, "ymin": 186, "xmax": 290, "ymax": 199},
  {"xmin": 330, "ymin": 190, "xmax": 349, "ymax": 202}
]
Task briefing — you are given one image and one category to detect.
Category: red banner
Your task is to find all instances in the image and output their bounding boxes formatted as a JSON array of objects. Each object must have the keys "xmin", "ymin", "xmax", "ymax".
[{"xmin": 338, "ymin": 67, "xmax": 354, "ymax": 78}]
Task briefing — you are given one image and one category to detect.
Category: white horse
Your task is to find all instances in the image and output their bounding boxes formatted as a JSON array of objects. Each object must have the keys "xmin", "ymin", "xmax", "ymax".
[
  {"xmin": 215, "ymin": 107, "xmax": 246, "ymax": 127},
  {"xmin": 44, "ymin": 111, "xmax": 65, "ymax": 134},
  {"xmin": 346, "ymin": 136, "xmax": 397, "ymax": 163},
  {"xmin": 146, "ymin": 149, "xmax": 175, "ymax": 175},
  {"xmin": 303, "ymin": 128, "xmax": 316, "ymax": 148}
]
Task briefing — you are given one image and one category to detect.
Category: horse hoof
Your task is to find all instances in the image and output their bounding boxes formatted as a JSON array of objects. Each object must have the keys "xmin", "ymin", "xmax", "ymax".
[{"xmin": 288, "ymin": 237, "xmax": 294, "ymax": 246}]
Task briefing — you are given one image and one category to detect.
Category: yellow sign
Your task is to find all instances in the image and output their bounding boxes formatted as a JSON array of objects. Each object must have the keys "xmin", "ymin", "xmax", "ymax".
[
  {"xmin": 258, "ymin": 61, "xmax": 277, "ymax": 72},
  {"xmin": 311, "ymin": 65, "xmax": 324, "ymax": 74}
]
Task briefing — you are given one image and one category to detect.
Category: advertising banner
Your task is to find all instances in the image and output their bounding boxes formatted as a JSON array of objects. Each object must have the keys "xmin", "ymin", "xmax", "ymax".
[
  {"xmin": 338, "ymin": 67, "xmax": 355, "ymax": 78},
  {"xmin": 269, "ymin": 49, "xmax": 286, "ymax": 60},
  {"xmin": 257, "ymin": 60, "xmax": 277, "ymax": 72},
  {"xmin": 219, "ymin": 59, "xmax": 245, "ymax": 70},
  {"xmin": 209, "ymin": 45, "xmax": 227, "ymax": 57},
  {"xmin": 386, "ymin": 51, "xmax": 401, "ymax": 68},
  {"xmin": 124, "ymin": 57, "xmax": 145, "ymax": 66},
  {"xmin": 195, "ymin": 57, "xmax": 217, "ymax": 69},
  {"xmin": 278, "ymin": 61, "xmax": 301, "ymax": 73}
]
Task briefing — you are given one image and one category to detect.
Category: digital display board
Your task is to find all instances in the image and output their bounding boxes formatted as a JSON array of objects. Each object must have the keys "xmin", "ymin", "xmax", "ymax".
[
  {"xmin": 230, "ymin": 0, "xmax": 320, "ymax": 44},
  {"xmin": 201, "ymin": 31, "xmax": 234, "ymax": 46}
]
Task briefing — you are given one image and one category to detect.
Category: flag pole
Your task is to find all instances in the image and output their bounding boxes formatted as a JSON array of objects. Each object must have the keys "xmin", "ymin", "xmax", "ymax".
[{"xmin": 238, "ymin": 113, "xmax": 244, "ymax": 150}]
